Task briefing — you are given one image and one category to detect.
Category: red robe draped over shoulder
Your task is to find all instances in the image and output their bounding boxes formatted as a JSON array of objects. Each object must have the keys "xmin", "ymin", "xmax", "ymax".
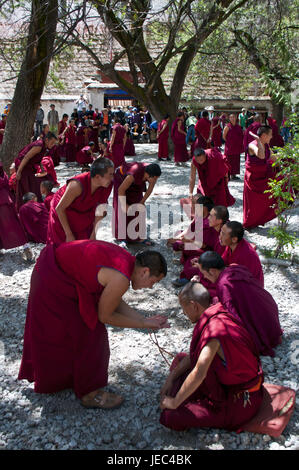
[
  {"xmin": 47, "ymin": 172, "xmax": 113, "ymax": 246},
  {"xmin": 111, "ymin": 123, "xmax": 126, "ymax": 168},
  {"xmin": 19, "ymin": 200, "xmax": 49, "ymax": 244},
  {"xmin": 216, "ymin": 265, "xmax": 283, "ymax": 357},
  {"xmin": 224, "ymin": 123, "xmax": 244, "ymax": 175},
  {"xmin": 195, "ymin": 117, "xmax": 211, "ymax": 149},
  {"xmin": 221, "ymin": 238, "xmax": 264, "ymax": 287},
  {"xmin": 157, "ymin": 119, "xmax": 169, "ymax": 159},
  {"xmin": 160, "ymin": 302, "xmax": 263, "ymax": 431},
  {"xmin": 243, "ymin": 141, "xmax": 277, "ymax": 229},
  {"xmin": 0, "ymin": 164, "xmax": 27, "ymax": 249},
  {"xmin": 18, "ymin": 240, "xmax": 135, "ymax": 398},
  {"xmin": 192, "ymin": 149, "xmax": 235, "ymax": 207},
  {"xmin": 171, "ymin": 118, "xmax": 189, "ymax": 162}
]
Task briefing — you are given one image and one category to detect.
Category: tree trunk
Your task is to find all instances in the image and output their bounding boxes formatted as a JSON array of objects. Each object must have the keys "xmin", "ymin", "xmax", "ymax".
[{"xmin": 0, "ymin": 0, "xmax": 58, "ymax": 173}]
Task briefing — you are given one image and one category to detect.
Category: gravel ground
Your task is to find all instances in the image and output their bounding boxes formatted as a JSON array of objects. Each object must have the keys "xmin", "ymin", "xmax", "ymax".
[{"xmin": 0, "ymin": 143, "xmax": 298, "ymax": 451}]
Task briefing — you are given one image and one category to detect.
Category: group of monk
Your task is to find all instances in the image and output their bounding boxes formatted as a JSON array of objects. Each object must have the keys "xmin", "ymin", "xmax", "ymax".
[{"xmin": 0, "ymin": 103, "xmax": 295, "ymax": 439}]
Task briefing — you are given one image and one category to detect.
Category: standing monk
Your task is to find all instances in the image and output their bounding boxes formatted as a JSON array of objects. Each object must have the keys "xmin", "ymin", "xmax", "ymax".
[
  {"xmin": 62, "ymin": 119, "xmax": 77, "ymax": 162},
  {"xmin": 198, "ymin": 252, "xmax": 282, "ymax": 357},
  {"xmin": 113, "ymin": 162, "xmax": 161, "ymax": 244},
  {"xmin": 47, "ymin": 157, "xmax": 114, "ymax": 246},
  {"xmin": 266, "ymin": 116, "xmax": 285, "ymax": 148},
  {"xmin": 223, "ymin": 113, "xmax": 244, "ymax": 179},
  {"xmin": 171, "ymin": 112, "xmax": 189, "ymax": 166},
  {"xmin": 0, "ymin": 162, "xmax": 32, "ymax": 260},
  {"xmin": 194, "ymin": 111, "xmax": 212, "ymax": 150},
  {"xmin": 243, "ymin": 125, "xmax": 278, "ymax": 229},
  {"xmin": 18, "ymin": 241, "xmax": 169, "ymax": 408},
  {"xmin": 110, "ymin": 118, "xmax": 127, "ymax": 168},
  {"xmin": 189, "ymin": 147, "xmax": 235, "ymax": 207},
  {"xmin": 157, "ymin": 115, "xmax": 170, "ymax": 161},
  {"xmin": 243, "ymin": 114, "xmax": 262, "ymax": 158},
  {"xmin": 15, "ymin": 132, "xmax": 57, "ymax": 210},
  {"xmin": 211, "ymin": 113, "xmax": 223, "ymax": 149},
  {"xmin": 160, "ymin": 282, "xmax": 264, "ymax": 431}
]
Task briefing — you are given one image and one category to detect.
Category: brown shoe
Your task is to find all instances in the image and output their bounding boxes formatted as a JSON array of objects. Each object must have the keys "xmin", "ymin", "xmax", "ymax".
[{"xmin": 81, "ymin": 390, "xmax": 124, "ymax": 409}]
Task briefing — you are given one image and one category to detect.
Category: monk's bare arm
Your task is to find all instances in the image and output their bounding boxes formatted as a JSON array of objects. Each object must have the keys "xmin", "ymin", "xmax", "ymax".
[
  {"xmin": 161, "ymin": 339, "xmax": 220, "ymax": 410},
  {"xmin": 160, "ymin": 355, "xmax": 191, "ymax": 398},
  {"xmin": 118, "ymin": 175, "xmax": 134, "ymax": 212},
  {"xmin": 140, "ymin": 179, "xmax": 156, "ymax": 205},
  {"xmin": 110, "ymin": 130, "xmax": 116, "ymax": 148},
  {"xmin": 16, "ymin": 146, "xmax": 42, "ymax": 180},
  {"xmin": 189, "ymin": 163, "xmax": 197, "ymax": 197},
  {"xmin": 97, "ymin": 269, "xmax": 169, "ymax": 329},
  {"xmin": 223, "ymin": 125, "xmax": 229, "ymax": 141},
  {"xmin": 55, "ymin": 180, "xmax": 82, "ymax": 241}
]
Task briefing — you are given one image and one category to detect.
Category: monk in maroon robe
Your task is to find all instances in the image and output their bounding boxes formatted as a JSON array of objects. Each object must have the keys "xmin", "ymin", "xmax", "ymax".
[
  {"xmin": 47, "ymin": 157, "xmax": 114, "ymax": 246},
  {"xmin": 19, "ymin": 193, "xmax": 49, "ymax": 244},
  {"xmin": 195, "ymin": 111, "xmax": 212, "ymax": 150},
  {"xmin": 160, "ymin": 283, "xmax": 264, "ymax": 431},
  {"xmin": 189, "ymin": 147, "xmax": 235, "ymax": 207},
  {"xmin": 63, "ymin": 120, "xmax": 77, "ymax": 162},
  {"xmin": 219, "ymin": 221, "xmax": 264, "ymax": 286},
  {"xmin": 266, "ymin": 116, "xmax": 285, "ymax": 148},
  {"xmin": 110, "ymin": 118, "xmax": 126, "ymax": 168},
  {"xmin": 76, "ymin": 143, "xmax": 95, "ymax": 166},
  {"xmin": 35, "ymin": 155, "xmax": 59, "ymax": 187},
  {"xmin": 157, "ymin": 115, "xmax": 170, "ymax": 160},
  {"xmin": 57, "ymin": 114, "xmax": 68, "ymax": 162},
  {"xmin": 243, "ymin": 125, "xmax": 278, "ymax": 229},
  {"xmin": 243, "ymin": 114, "xmax": 262, "ymax": 158},
  {"xmin": 211, "ymin": 115, "xmax": 222, "ymax": 148},
  {"xmin": 124, "ymin": 124, "xmax": 136, "ymax": 156},
  {"xmin": 18, "ymin": 241, "xmax": 169, "ymax": 407},
  {"xmin": 113, "ymin": 162, "xmax": 161, "ymax": 243},
  {"xmin": 171, "ymin": 112, "xmax": 189, "ymax": 165},
  {"xmin": 0, "ymin": 162, "xmax": 31, "ymax": 256},
  {"xmin": 40, "ymin": 180, "xmax": 55, "ymax": 211},
  {"xmin": 223, "ymin": 113, "xmax": 244, "ymax": 178},
  {"xmin": 89, "ymin": 121, "xmax": 100, "ymax": 152},
  {"xmin": 0, "ymin": 114, "xmax": 7, "ymax": 145},
  {"xmin": 15, "ymin": 132, "xmax": 57, "ymax": 210},
  {"xmin": 198, "ymin": 252, "xmax": 282, "ymax": 357}
]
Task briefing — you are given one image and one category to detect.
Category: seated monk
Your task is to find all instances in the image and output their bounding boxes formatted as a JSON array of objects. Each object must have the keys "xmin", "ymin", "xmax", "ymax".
[
  {"xmin": 47, "ymin": 157, "xmax": 114, "ymax": 246},
  {"xmin": 160, "ymin": 282, "xmax": 264, "ymax": 431},
  {"xmin": 189, "ymin": 147, "xmax": 235, "ymax": 207},
  {"xmin": 197, "ymin": 252, "xmax": 283, "ymax": 357},
  {"xmin": 76, "ymin": 141, "xmax": 96, "ymax": 167},
  {"xmin": 172, "ymin": 205, "xmax": 229, "ymax": 288},
  {"xmin": 19, "ymin": 192, "xmax": 49, "ymax": 244},
  {"xmin": 18, "ymin": 241, "xmax": 169, "ymax": 408},
  {"xmin": 219, "ymin": 221, "xmax": 264, "ymax": 286},
  {"xmin": 40, "ymin": 180, "xmax": 55, "ymax": 211}
]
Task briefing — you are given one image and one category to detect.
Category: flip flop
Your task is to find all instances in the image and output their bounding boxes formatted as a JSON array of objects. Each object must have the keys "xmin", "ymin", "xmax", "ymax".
[{"xmin": 81, "ymin": 390, "xmax": 124, "ymax": 409}]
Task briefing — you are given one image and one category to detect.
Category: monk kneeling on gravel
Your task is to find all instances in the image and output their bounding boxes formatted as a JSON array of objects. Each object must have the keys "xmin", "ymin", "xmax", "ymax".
[{"xmin": 160, "ymin": 282, "xmax": 264, "ymax": 431}]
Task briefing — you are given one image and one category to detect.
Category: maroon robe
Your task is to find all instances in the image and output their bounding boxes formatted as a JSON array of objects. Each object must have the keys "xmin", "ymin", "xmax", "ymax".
[
  {"xmin": 195, "ymin": 117, "xmax": 211, "ymax": 149},
  {"xmin": 113, "ymin": 162, "xmax": 148, "ymax": 241},
  {"xmin": 157, "ymin": 119, "xmax": 169, "ymax": 159},
  {"xmin": 18, "ymin": 240, "xmax": 135, "ymax": 398},
  {"xmin": 57, "ymin": 120, "xmax": 67, "ymax": 162},
  {"xmin": 221, "ymin": 238, "xmax": 264, "ymax": 287},
  {"xmin": 44, "ymin": 192, "xmax": 55, "ymax": 211},
  {"xmin": 160, "ymin": 302, "xmax": 263, "ymax": 431},
  {"xmin": 224, "ymin": 123, "xmax": 244, "ymax": 175},
  {"xmin": 38, "ymin": 156, "xmax": 59, "ymax": 186},
  {"xmin": 0, "ymin": 119, "xmax": 6, "ymax": 145},
  {"xmin": 211, "ymin": 117, "xmax": 222, "ymax": 148},
  {"xmin": 171, "ymin": 118, "xmax": 189, "ymax": 162},
  {"xmin": 110, "ymin": 123, "xmax": 126, "ymax": 168},
  {"xmin": 47, "ymin": 144, "xmax": 60, "ymax": 167},
  {"xmin": 216, "ymin": 265, "xmax": 283, "ymax": 357},
  {"xmin": 15, "ymin": 139, "xmax": 47, "ymax": 210},
  {"xmin": 0, "ymin": 163, "xmax": 27, "ymax": 249},
  {"xmin": 267, "ymin": 117, "xmax": 285, "ymax": 148},
  {"xmin": 243, "ymin": 122, "xmax": 261, "ymax": 158},
  {"xmin": 47, "ymin": 172, "xmax": 113, "ymax": 246},
  {"xmin": 89, "ymin": 125, "xmax": 100, "ymax": 152},
  {"xmin": 76, "ymin": 127, "xmax": 92, "ymax": 151},
  {"xmin": 243, "ymin": 140, "xmax": 277, "ymax": 229},
  {"xmin": 192, "ymin": 149, "xmax": 235, "ymax": 207},
  {"xmin": 64, "ymin": 125, "xmax": 77, "ymax": 162},
  {"xmin": 19, "ymin": 200, "xmax": 49, "ymax": 244},
  {"xmin": 124, "ymin": 135, "xmax": 136, "ymax": 156},
  {"xmin": 76, "ymin": 146, "xmax": 93, "ymax": 165}
]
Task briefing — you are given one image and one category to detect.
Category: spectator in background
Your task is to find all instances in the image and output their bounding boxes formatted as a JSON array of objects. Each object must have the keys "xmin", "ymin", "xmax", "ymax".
[
  {"xmin": 47, "ymin": 104, "xmax": 59, "ymax": 135},
  {"xmin": 35, "ymin": 104, "xmax": 44, "ymax": 139},
  {"xmin": 3, "ymin": 102, "xmax": 11, "ymax": 116},
  {"xmin": 141, "ymin": 122, "xmax": 150, "ymax": 143},
  {"xmin": 238, "ymin": 108, "xmax": 247, "ymax": 130},
  {"xmin": 246, "ymin": 106, "xmax": 256, "ymax": 128},
  {"xmin": 75, "ymin": 94, "xmax": 89, "ymax": 121},
  {"xmin": 86, "ymin": 104, "xmax": 94, "ymax": 119},
  {"xmin": 185, "ymin": 112, "xmax": 197, "ymax": 147},
  {"xmin": 71, "ymin": 108, "xmax": 79, "ymax": 126}
]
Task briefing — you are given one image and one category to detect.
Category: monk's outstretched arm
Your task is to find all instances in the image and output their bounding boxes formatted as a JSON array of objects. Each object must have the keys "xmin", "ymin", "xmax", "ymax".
[
  {"xmin": 97, "ymin": 269, "xmax": 169, "ymax": 330},
  {"xmin": 189, "ymin": 163, "xmax": 197, "ymax": 197},
  {"xmin": 140, "ymin": 179, "xmax": 157, "ymax": 205},
  {"xmin": 223, "ymin": 125, "xmax": 229, "ymax": 141},
  {"xmin": 160, "ymin": 339, "xmax": 220, "ymax": 410},
  {"xmin": 55, "ymin": 180, "xmax": 82, "ymax": 242},
  {"xmin": 118, "ymin": 175, "xmax": 134, "ymax": 212},
  {"xmin": 16, "ymin": 146, "xmax": 42, "ymax": 180}
]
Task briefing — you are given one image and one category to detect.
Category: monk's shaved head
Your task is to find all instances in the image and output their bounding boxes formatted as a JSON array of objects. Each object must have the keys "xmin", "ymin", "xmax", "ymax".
[
  {"xmin": 179, "ymin": 282, "xmax": 211, "ymax": 310},
  {"xmin": 23, "ymin": 192, "xmax": 37, "ymax": 203}
]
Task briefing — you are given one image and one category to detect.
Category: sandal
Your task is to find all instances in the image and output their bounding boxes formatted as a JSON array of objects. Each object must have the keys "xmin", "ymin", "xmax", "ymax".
[{"xmin": 81, "ymin": 390, "xmax": 124, "ymax": 409}]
